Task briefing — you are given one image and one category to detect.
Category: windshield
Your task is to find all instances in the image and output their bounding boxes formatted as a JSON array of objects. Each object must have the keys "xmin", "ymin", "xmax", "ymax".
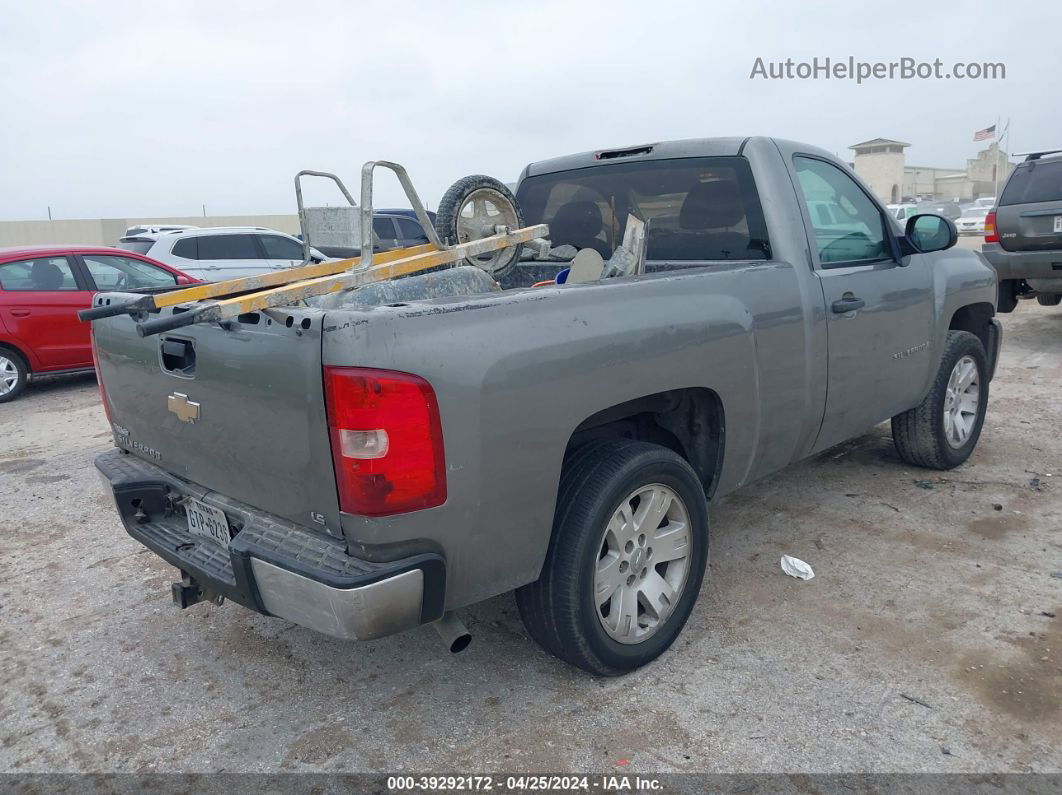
[
  {"xmin": 516, "ymin": 156, "xmax": 771, "ymax": 262},
  {"xmin": 115, "ymin": 238, "xmax": 155, "ymax": 255},
  {"xmin": 962, "ymin": 208, "xmax": 989, "ymax": 218}
]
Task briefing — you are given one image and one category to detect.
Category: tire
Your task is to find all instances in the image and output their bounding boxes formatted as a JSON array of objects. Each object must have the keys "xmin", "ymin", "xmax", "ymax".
[
  {"xmin": 1036, "ymin": 293, "xmax": 1061, "ymax": 307},
  {"xmin": 435, "ymin": 175, "xmax": 523, "ymax": 281},
  {"xmin": 516, "ymin": 440, "xmax": 709, "ymax": 675},
  {"xmin": 892, "ymin": 330, "xmax": 989, "ymax": 470},
  {"xmin": 0, "ymin": 347, "xmax": 29, "ymax": 403},
  {"xmin": 996, "ymin": 279, "xmax": 1018, "ymax": 313}
]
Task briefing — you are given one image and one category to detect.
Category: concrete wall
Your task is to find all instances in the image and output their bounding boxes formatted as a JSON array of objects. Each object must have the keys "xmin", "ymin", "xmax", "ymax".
[{"xmin": 0, "ymin": 214, "xmax": 300, "ymax": 248}]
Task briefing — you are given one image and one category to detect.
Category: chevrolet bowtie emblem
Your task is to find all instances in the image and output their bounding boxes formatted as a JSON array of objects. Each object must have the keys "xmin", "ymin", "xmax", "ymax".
[{"xmin": 167, "ymin": 392, "xmax": 200, "ymax": 423}]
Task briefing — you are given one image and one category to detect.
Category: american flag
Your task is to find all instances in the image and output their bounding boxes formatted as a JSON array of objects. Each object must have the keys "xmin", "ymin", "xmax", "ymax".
[{"xmin": 974, "ymin": 124, "xmax": 996, "ymax": 142}]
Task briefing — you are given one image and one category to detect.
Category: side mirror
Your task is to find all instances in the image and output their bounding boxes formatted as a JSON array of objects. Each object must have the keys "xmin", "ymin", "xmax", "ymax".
[{"xmin": 906, "ymin": 213, "xmax": 957, "ymax": 253}]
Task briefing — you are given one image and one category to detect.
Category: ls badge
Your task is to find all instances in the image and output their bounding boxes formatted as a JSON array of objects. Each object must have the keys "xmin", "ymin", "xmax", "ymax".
[{"xmin": 168, "ymin": 392, "xmax": 201, "ymax": 423}]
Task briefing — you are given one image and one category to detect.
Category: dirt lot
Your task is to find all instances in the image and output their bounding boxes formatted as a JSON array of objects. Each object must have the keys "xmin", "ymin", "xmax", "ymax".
[{"xmin": 1, "ymin": 258, "xmax": 1060, "ymax": 774}]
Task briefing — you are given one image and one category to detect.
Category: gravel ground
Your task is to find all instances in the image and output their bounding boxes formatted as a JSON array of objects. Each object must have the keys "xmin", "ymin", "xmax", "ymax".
[{"xmin": 1, "ymin": 263, "xmax": 1060, "ymax": 774}]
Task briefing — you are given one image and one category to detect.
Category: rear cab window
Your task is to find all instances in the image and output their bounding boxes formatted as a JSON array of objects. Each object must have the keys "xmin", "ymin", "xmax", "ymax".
[{"xmin": 517, "ymin": 156, "xmax": 771, "ymax": 265}]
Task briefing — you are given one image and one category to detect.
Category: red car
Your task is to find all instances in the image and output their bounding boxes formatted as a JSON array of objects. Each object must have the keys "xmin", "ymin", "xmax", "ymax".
[{"xmin": 0, "ymin": 246, "xmax": 197, "ymax": 402}]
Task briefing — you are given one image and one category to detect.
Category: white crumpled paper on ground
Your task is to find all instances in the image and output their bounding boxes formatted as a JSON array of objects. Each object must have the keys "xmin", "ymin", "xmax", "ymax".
[{"xmin": 780, "ymin": 555, "xmax": 815, "ymax": 580}]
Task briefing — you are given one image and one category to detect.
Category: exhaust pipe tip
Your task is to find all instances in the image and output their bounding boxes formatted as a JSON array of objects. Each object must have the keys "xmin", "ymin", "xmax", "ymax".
[{"xmin": 432, "ymin": 611, "xmax": 472, "ymax": 653}]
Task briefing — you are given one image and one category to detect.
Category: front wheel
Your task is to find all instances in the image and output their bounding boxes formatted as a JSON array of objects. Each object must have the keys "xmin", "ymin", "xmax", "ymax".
[
  {"xmin": 892, "ymin": 330, "xmax": 989, "ymax": 470},
  {"xmin": 516, "ymin": 440, "xmax": 709, "ymax": 675},
  {"xmin": 1036, "ymin": 293, "xmax": 1062, "ymax": 307}
]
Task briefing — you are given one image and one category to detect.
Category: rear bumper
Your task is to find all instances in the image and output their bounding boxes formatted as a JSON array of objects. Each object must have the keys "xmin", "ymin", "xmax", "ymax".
[
  {"xmin": 95, "ymin": 448, "xmax": 445, "ymax": 640},
  {"xmin": 982, "ymin": 242, "xmax": 1062, "ymax": 285}
]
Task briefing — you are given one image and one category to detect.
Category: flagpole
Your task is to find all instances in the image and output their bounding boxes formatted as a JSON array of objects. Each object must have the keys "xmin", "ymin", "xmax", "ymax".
[{"xmin": 992, "ymin": 114, "xmax": 1001, "ymax": 201}]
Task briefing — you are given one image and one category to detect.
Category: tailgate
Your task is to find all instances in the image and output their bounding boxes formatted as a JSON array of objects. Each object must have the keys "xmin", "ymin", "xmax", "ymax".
[{"xmin": 92, "ymin": 303, "xmax": 341, "ymax": 535}]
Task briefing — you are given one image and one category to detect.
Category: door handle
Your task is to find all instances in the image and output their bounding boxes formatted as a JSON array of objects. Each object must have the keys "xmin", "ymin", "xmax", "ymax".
[
  {"xmin": 831, "ymin": 295, "xmax": 865, "ymax": 313},
  {"xmin": 10, "ymin": 309, "xmax": 30, "ymax": 317}
]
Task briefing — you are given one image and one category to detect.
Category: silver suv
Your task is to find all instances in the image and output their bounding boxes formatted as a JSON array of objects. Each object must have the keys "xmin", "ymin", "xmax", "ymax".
[
  {"xmin": 982, "ymin": 149, "xmax": 1062, "ymax": 310},
  {"xmin": 117, "ymin": 227, "xmax": 324, "ymax": 282}
]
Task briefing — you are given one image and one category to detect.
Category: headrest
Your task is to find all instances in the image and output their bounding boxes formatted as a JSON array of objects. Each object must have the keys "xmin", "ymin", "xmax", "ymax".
[
  {"xmin": 31, "ymin": 260, "xmax": 65, "ymax": 290},
  {"xmin": 550, "ymin": 201, "xmax": 604, "ymax": 243},
  {"xmin": 679, "ymin": 180, "xmax": 745, "ymax": 230}
]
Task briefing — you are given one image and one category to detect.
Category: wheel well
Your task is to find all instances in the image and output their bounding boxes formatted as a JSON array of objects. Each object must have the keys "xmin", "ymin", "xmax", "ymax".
[
  {"xmin": 949, "ymin": 302, "xmax": 994, "ymax": 353},
  {"xmin": 565, "ymin": 388, "xmax": 725, "ymax": 498},
  {"xmin": 0, "ymin": 342, "xmax": 29, "ymax": 371}
]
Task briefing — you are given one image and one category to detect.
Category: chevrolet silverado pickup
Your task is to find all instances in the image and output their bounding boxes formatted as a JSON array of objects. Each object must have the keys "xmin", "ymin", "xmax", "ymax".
[{"xmin": 91, "ymin": 137, "xmax": 1001, "ymax": 675}]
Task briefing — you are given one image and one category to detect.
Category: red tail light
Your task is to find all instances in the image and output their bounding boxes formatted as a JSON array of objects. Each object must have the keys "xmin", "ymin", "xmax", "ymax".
[
  {"xmin": 90, "ymin": 329, "xmax": 114, "ymax": 422},
  {"xmin": 984, "ymin": 211, "xmax": 999, "ymax": 243},
  {"xmin": 324, "ymin": 367, "xmax": 446, "ymax": 517}
]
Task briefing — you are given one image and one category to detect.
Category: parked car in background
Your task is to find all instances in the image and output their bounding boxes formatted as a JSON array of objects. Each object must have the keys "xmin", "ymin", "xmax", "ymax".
[
  {"xmin": 982, "ymin": 149, "xmax": 1062, "ymax": 311},
  {"xmin": 916, "ymin": 201, "xmax": 963, "ymax": 221},
  {"xmin": 116, "ymin": 227, "xmax": 325, "ymax": 281},
  {"xmin": 0, "ymin": 246, "xmax": 196, "ymax": 402},
  {"xmin": 956, "ymin": 206, "xmax": 990, "ymax": 235},
  {"xmin": 974, "ymin": 196, "xmax": 997, "ymax": 209},
  {"xmin": 123, "ymin": 223, "xmax": 199, "ymax": 238},
  {"xmin": 297, "ymin": 211, "xmax": 438, "ymax": 258},
  {"xmin": 887, "ymin": 203, "xmax": 919, "ymax": 224}
]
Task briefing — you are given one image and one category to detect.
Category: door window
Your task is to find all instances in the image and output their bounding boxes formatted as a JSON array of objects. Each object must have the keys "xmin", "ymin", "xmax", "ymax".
[
  {"xmin": 195, "ymin": 234, "xmax": 260, "ymax": 260},
  {"xmin": 82, "ymin": 254, "xmax": 178, "ymax": 290},
  {"xmin": 395, "ymin": 217, "xmax": 429, "ymax": 243},
  {"xmin": 258, "ymin": 234, "xmax": 305, "ymax": 260},
  {"xmin": 0, "ymin": 257, "xmax": 79, "ymax": 291},
  {"xmin": 372, "ymin": 217, "xmax": 397, "ymax": 240},
  {"xmin": 794, "ymin": 157, "xmax": 890, "ymax": 267}
]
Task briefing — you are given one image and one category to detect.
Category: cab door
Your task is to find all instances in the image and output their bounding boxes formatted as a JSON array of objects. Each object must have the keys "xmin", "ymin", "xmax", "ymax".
[
  {"xmin": 786, "ymin": 154, "xmax": 936, "ymax": 452},
  {"xmin": 0, "ymin": 255, "xmax": 93, "ymax": 369}
]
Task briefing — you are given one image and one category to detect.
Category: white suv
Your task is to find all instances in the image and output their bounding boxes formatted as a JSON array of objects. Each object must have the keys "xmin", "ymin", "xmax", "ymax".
[{"xmin": 116, "ymin": 227, "xmax": 325, "ymax": 281}]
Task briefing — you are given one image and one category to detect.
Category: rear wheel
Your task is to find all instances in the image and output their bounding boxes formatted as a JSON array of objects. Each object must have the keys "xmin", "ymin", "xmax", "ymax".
[
  {"xmin": 516, "ymin": 440, "xmax": 709, "ymax": 675},
  {"xmin": 0, "ymin": 348, "xmax": 28, "ymax": 403},
  {"xmin": 1036, "ymin": 293, "xmax": 1061, "ymax": 307},
  {"xmin": 892, "ymin": 331, "xmax": 988, "ymax": 470}
]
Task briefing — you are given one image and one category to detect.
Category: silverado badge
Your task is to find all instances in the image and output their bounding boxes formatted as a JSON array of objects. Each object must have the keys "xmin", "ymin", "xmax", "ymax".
[{"xmin": 167, "ymin": 392, "xmax": 200, "ymax": 423}]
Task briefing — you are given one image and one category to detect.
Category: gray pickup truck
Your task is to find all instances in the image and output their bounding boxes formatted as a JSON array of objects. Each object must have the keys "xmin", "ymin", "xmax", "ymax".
[{"xmin": 92, "ymin": 137, "xmax": 1001, "ymax": 675}]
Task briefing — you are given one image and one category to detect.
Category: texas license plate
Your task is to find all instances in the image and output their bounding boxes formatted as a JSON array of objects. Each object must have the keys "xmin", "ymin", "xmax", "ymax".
[
  {"xmin": 185, "ymin": 498, "xmax": 231, "ymax": 547},
  {"xmin": 1054, "ymin": 215, "xmax": 1062, "ymax": 233}
]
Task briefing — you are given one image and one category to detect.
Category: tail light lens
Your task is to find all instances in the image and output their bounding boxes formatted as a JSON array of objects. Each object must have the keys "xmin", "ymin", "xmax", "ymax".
[
  {"xmin": 90, "ymin": 329, "xmax": 114, "ymax": 422},
  {"xmin": 984, "ymin": 211, "xmax": 999, "ymax": 243},
  {"xmin": 324, "ymin": 367, "xmax": 446, "ymax": 517}
]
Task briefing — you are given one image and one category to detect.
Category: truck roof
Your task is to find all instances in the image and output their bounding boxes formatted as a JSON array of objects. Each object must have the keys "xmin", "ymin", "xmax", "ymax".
[{"xmin": 521, "ymin": 136, "xmax": 834, "ymax": 178}]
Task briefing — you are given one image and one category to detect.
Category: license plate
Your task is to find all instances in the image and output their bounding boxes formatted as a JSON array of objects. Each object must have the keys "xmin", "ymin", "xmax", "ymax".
[
  {"xmin": 185, "ymin": 498, "xmax": 231, "ymax": 547},
  {"xmin": 1054, "ymin": 216, "xmax": 1062, "ymax": 233}
]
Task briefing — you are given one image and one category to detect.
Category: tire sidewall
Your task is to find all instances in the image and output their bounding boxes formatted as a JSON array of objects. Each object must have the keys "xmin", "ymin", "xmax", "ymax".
[
  {"xmin": 933, "ymin": 335, "xmax": 989, "ymax": 468},
  {"xmin": 0, "ymin": 348, "xmax": 28, "ymax": 403},
  {"xmin": 573, "ymin": 454, "xmax": 709, "ymax": 671}
]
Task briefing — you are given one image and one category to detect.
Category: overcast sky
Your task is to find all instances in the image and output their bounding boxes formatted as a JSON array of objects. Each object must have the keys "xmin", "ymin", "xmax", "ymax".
[{"xmin": 1, "ymin": 0, "xmax": 1056, "ymax": 220}]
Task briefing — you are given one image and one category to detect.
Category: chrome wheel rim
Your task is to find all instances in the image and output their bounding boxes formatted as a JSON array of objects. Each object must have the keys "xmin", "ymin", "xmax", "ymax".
[
  {"xmin": 0, "ymin": 356, "xmax": 18, "ymax": 396},
  {"xmin": 943, "ymin": 355, "xmax": 980, "ymax": 448},
  {"xmin": 455, "ymin": 188, "xmax": 520, "ymax": 273},
  {"xmin": 594, "ymin": 484, "xmax": 691, "ymax": 644}
]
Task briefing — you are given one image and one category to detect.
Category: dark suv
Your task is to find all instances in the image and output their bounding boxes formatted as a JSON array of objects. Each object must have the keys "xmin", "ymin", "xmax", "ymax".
[{"xmin": 982, "ymin": 149, "xmax": 1062, "ymax": 311}]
